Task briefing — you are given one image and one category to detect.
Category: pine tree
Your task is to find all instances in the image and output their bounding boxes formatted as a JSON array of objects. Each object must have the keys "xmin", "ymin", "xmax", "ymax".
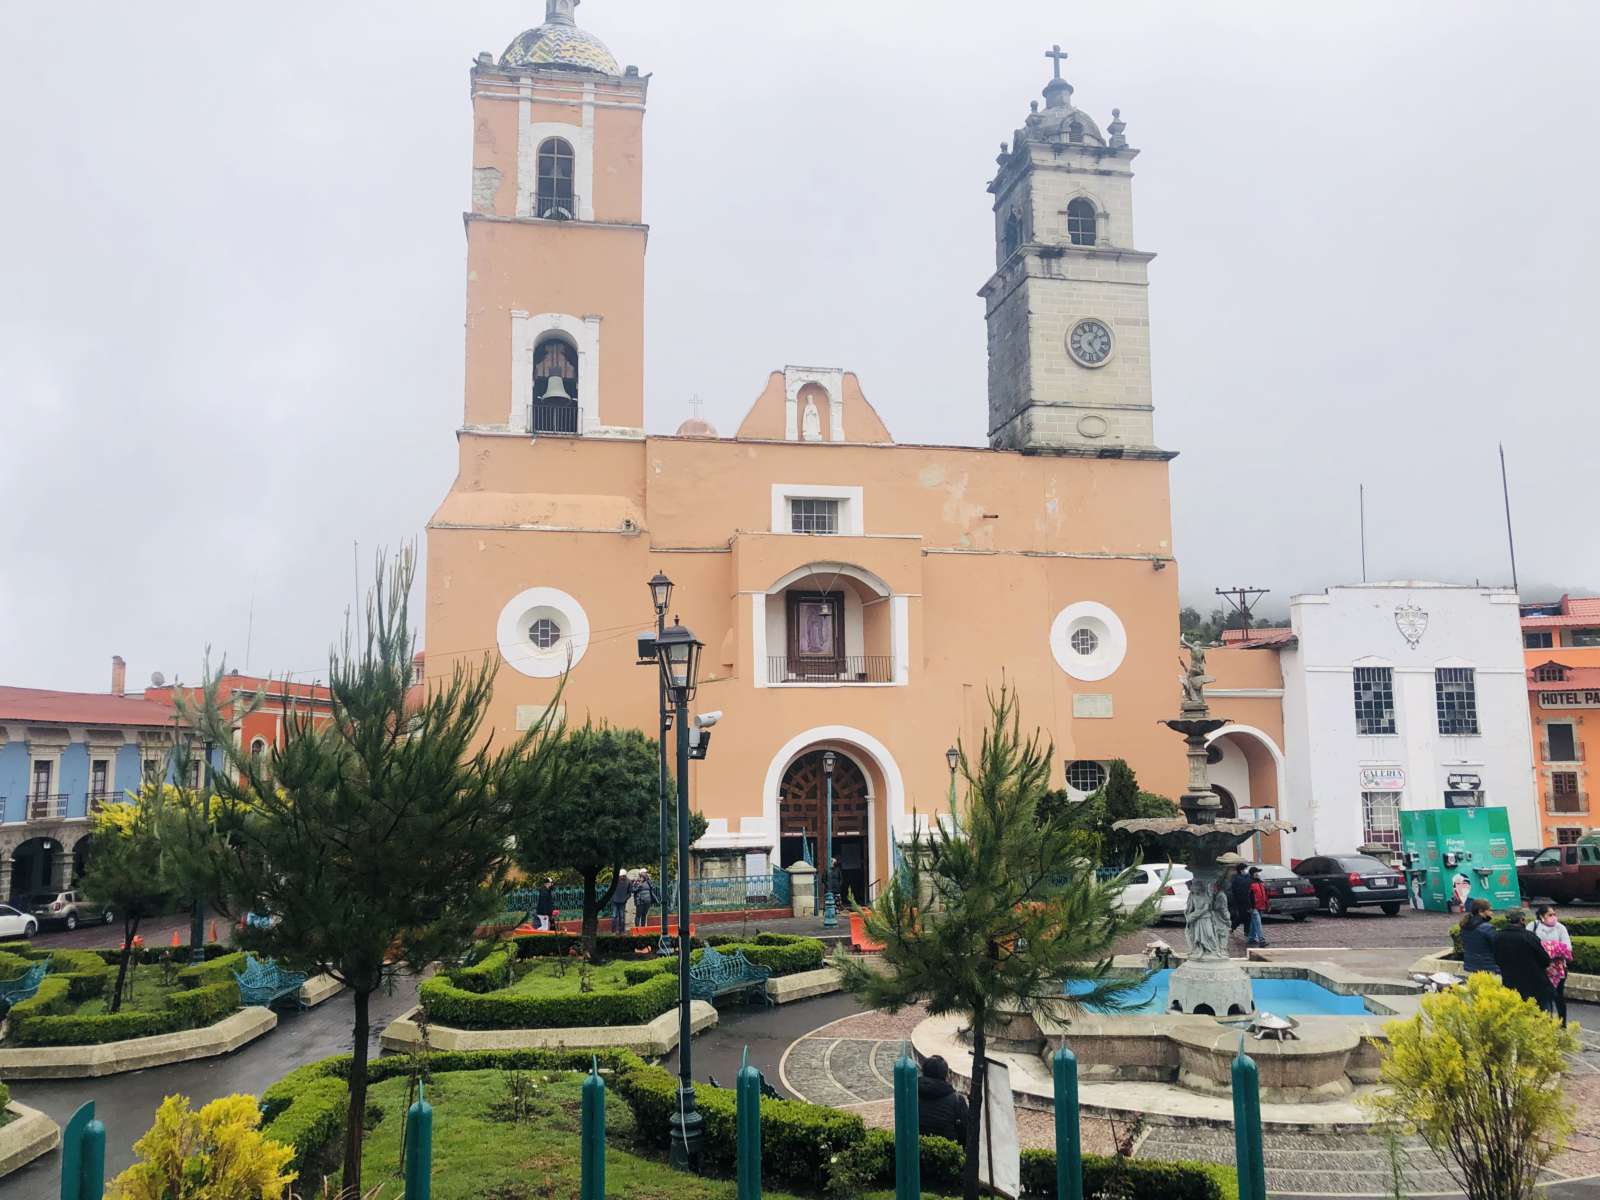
[{"xmin": 834, "ymin": 688, "xmax": 1157, "ymax": 1200}]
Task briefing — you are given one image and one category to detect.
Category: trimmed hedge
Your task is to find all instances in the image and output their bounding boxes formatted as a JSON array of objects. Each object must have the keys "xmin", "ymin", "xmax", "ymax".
[
  {"xmin": 1021, "ymin": 1148, "xmax": 1239, "ymax": 1199},
  {"xmin": 0, "ymin": 1080, "xmax": 9, "ymax": 1111},
  {"xmin": 445, "ymin": 943, "xmax": 517, "ymax": 994},
  {"xmin": 420, "ymin": 966, "xmax": 679, "ymax": 1029},
  {"xmin": 648, "ymin": 935, "xmax": 825, "ymax": 980},
  {"xmin": 261, "ymin": 1049, "xmax": 1236, "ymax": 1198},
  {"xmin": 1573, "ymin": 936, "xmax": 1600, "ymax": 975},
  {"xmin": 0, "ymin": 950, "xmax": 32, "ymax": 979},
  {"xmin": 175, "ymin": 951, "xmax": 247, "ymax": 990},
  {"xmin": 509, "ymin": 932, "xmax": 669, "ymax": 960}
]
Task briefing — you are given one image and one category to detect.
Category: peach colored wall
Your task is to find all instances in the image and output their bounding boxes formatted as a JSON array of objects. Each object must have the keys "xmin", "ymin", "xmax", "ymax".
[
  {"xmin": 1526, "ymin": 642, "xmax": 1600, "ymax": 847},
  {"xmin": 841, "ymin": 374, "xmax": 893, "ymax": 443},
  {"xmin": 472, "ymin": 92, "xmax": 522, "ymax": 217},
  {"xmin": 462, "ymin": 220, "xmax": 646, "ymax": 430},
  {"xmin": 592, "ymin": 103, "xmax": 644, "ymax": 224},
  {"xmin": 1208, "ymin": 646, "xmax": 1289, "ymax": 861},
  {"xmin": 427, "ymin": 431, "xmax": 1185, "ymax": 888}
]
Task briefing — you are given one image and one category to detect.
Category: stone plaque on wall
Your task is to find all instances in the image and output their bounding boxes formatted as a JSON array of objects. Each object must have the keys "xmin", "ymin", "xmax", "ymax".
[
  {"xmin": 1072, "ymin": 694, "xmax": 1113, "ymax": 719},
  {"xmin": 516, "ymin": 704, "xmax": 565, "ymax": 732}
]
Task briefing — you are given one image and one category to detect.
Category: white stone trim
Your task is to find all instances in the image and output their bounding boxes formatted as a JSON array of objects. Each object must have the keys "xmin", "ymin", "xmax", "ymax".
[
  {"xmin": 1206, "ymin": 688, "xmax": 1285, "ymax": 699},
  {"xmin": 1049, "ymin": 601, "xmax": 1128, "ymax": 681},
  {"xmin": 495, "ymin": 587, "xmax": 591, "ymax": 678},
  {"xmin": 769, "ymin": 485, "xmax": 865, "ymax": 537},
  {"xmin": 759, "ymin": 726, "xmax": 907, "ymax": 881},
  {"xmin": 515, "ymin": 86, "xmax": 595, "ymax": 222},
  {"xmin": 752, "ymin": 592, "xmax": 768, "ymax": 689},
  {"xmin": 892, "ymin": 595, "xmax": 911, "ymax": 685},
  {"xmin": 510, "ymin": 311, "xmax": 600, "ymax": 432}
]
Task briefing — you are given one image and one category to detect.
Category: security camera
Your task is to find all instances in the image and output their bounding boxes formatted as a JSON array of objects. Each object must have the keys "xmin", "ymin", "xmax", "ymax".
[
  {"xmin": 694, "ymin": 711, "xmax": 722, "ymax": 729},
  {"xmin": 688, "ymin": 727, "xmax": 713, "ymax": 761}
]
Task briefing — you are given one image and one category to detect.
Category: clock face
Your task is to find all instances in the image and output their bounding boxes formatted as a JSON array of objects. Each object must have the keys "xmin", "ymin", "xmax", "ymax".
[{"xmin": 1068, "ymin": 319, "xmax": 1114, "ymax": 367}]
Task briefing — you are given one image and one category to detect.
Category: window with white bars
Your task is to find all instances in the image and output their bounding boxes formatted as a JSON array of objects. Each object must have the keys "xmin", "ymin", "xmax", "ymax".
[
  {"xmin": 1066, "ymin": 760, "xmax": 1108, "ymax": 794},
  {"xmin": 1533, "ymin": 663, "xmax": 1567, "ymax": 682},
  {"xmin": 790, "ymin": 498, "xmax": 840, "ymax": 535},
  {"xmin": 1362, "ymin": 791, "xmax": 1403, "ymax": 849},
  {"xmin": 1353, "ymin": 667, "xmax": 1396, "ymax": 736},
  {"xmin": 1525, "ymin": 631, "xmax": 1553, "ymax": 649},
  {"xmin": 1557, "ymin": 826, "xmax": 1585, "ymax": 846},
  {"xmin": 1435, "ymin": 667, "xmax": 1480, "ymax": 736}
]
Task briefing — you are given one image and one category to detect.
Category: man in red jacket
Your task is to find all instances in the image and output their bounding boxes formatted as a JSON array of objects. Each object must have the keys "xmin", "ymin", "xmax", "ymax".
[{"xmin": 1247, "ymin": 867, "xmax": 1271, "ymax": 949}]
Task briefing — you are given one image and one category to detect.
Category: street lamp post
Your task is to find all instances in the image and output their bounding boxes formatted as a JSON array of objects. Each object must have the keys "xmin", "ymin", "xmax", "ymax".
[
  {"xmin": 656, "ymin": 619, "xmax": 705, "ymax": 1169},
  {"xmin": 648, "ymin": 573, "xmax": 673, "ymax": 948},
  {"xmin": 189, "ymin": 740, "xmax": 214, "ymax": 965},
  {"xmin": 822, "ymin": 750, "xmax": 837, "ymax": 928}
]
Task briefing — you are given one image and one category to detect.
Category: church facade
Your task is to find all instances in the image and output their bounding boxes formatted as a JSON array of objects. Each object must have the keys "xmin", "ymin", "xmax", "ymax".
[{"xmin": 426, "ymin": 2, "xmax": 1186, "ymax": 898}]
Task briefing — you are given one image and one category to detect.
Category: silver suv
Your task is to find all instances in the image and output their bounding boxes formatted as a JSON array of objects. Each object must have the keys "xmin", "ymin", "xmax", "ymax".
[{"xmin": 28, "ymin": 890, "xmax": 114, "ymax": 931}]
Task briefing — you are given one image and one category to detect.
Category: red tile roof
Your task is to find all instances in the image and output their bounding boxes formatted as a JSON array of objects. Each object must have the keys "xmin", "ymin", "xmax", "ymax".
[
  {"xmin": 1529, "ymin": 666, "xmax": 1600, "ymax": 692},
  {"xmin": 1522, "ymin": 594, "xmax": 1600, "ymax": 628},
  {"xmin": 0, "ymin": 686, "xmax": 180, "ymax": 727},
  {"xmin": 1220, "ymin": 626, "xmax": 1296, "ymax": 648}
]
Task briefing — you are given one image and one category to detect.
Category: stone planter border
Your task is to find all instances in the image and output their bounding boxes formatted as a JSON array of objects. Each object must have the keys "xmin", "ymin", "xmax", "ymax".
[
  {"xmin": 380, "ymin": 1000, "xmax": 718, "ymax": 1057},
  {"xmin": 299, "ymin": 974, "xmax": 344, "ymax": 1007},
  {"xmin": 0, "ymin": 1007, "xmax": 277, "ymax": 1079},
  {"xmin": 767, "ymin": 966, "xmax": 842, "ymax": 1004},
  {"xmin": 0, "ymin": 1102, "xmax": 60, "ymax": 1179}
]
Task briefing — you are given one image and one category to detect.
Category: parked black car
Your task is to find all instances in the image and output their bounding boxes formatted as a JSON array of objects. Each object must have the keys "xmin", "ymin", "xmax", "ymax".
[
  {"xmin": 1243, "ymin": 862, "xmax": 1319, "ymax": 921},
  {"xmin": 1293, "ymin": 855, "xmax": 1407, "ymax": 916}
]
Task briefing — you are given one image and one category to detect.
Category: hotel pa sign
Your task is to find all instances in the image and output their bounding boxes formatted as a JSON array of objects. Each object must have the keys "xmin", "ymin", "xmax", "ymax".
[{"xmin": 1538, "ymin": 688, "xmax": 1600, "ymax": 710}]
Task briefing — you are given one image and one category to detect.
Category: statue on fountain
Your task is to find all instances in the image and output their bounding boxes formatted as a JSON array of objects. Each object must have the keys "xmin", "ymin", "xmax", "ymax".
[
  {"xmin": 1179, "ymin": 639, "xmax": 1214, "ymax": 710},
  {"xmin": 1183, "ymin": 876, "xmax": 1232, "ymax": 960}
]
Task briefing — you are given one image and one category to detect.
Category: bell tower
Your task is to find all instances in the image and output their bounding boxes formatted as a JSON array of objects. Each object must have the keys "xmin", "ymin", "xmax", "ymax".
[
  {"xmin": 461, "ymin": 0, "xmax": 648, "ymax": 437},
  {"xmin": 981, "ymin": 47, "xmax": 1161, "ymax": 454}
]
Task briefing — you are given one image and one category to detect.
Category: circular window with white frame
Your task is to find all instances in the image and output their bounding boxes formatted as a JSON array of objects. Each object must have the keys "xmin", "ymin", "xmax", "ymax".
[
  {"xmin": 1049, "ymin": 601, "xmax": 1128, "ymax": 681},
  {"xmin": 1065, "ymin": 760, "xmax": 1108, "ymax": 797},
  {"xmin": 496, "ymin": 586, "xmax": 591, "ymax": 678}
]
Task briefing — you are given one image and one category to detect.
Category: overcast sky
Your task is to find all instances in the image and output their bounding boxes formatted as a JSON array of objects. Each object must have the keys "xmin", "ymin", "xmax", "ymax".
[{"xmin": 2, "ymin": 1, "xmax": 1596, "ymax": 693}]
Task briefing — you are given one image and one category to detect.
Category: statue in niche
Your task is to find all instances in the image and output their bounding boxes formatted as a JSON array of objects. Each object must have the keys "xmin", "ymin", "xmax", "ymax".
[{"xmin": 801, "ymin": 397, "xmax": 823, "ymax": 441}]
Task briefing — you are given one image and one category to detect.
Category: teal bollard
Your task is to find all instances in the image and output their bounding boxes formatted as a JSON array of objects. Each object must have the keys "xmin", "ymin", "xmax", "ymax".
[
  {"xmin": 1231, "ymin": 1043, "xmax": 1267, "ymax": 1200},
  {"xmin": 403, "ymin": 1080, "xmax": 433, "ymax": 1200},
  {"xmin": 60, "ymin": 1101, "xmax": 105, "ymax": 1200},
  {"xmin": 736, "ymin": 1046, "xmax": 762, "ymax": 1200},
  {"xmin": 582, "ymin": 1056, "xmax": 606, "ymax": 1200},
  {"xmin": 1052, "ymin": 1046, "xmax": 1083, "ymax": 1200},
  {"xmin": 893, "ymin": 1042, "xmax": 921, "ymax": 1200}
]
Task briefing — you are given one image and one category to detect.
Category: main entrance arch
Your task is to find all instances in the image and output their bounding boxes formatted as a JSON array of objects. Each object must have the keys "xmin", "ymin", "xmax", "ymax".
[{"xmin": 779, "ymin": 750, "xmax": 871, "ymax": 905}]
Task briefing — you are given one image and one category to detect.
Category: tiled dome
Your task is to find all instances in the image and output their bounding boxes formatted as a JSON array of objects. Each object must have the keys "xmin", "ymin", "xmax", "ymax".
[{"xmin": 500, "ymin": 0, "xmax": 619, "ymax": 75}]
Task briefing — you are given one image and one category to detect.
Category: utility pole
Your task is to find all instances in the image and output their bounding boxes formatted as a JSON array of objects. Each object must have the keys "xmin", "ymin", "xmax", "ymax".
[{"xmin": 1214, "ymin": 587, "xmax": 1269, "ymax": 641}]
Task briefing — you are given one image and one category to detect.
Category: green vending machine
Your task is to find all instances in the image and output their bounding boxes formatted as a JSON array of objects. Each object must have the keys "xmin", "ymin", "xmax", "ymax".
[{"xmin": 1399, "ymin": 807, "xmax": 1521, "ymax": 913}]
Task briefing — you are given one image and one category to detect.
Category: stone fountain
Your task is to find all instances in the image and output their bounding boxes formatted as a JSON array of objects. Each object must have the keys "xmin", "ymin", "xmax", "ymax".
[{"xmin": 1113, "ymin": 641, "xmax": 1295, "ymax": 1017}]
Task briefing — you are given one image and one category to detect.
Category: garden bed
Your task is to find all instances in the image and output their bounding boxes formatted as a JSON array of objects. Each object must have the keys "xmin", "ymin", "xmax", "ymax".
[
  {"xmin": 261, "ymin": 1048, "xmax": 1238, "ymax": 1199},
  {"xmin": 418, "ymin": 933, "xmax": 827, "ymax": 1031}
]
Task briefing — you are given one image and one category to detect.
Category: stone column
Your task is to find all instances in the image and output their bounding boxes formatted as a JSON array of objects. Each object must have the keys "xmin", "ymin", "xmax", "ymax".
[
  {"xmin": 50, "ymin": 844, "xmax": 73, "ymax": 890},
  {"xmin": 0, "ymin": 854, "xmax": 12, "ymax": 903},
  {"xmin": 788, "ymin": 862, "xmax": 816, "ymax": 919}
]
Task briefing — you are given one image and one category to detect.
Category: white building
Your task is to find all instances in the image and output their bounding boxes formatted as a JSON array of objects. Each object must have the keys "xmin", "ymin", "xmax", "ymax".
[{"xmin": 1210, "ymin": 582, "xmax": 1540, "ymax": 863}]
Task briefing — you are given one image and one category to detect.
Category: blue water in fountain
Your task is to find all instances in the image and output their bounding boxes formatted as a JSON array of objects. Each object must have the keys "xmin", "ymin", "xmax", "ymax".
[{"xmin": 1065, "ymin": 970, "xmax": 1369, "ymax": 1016}]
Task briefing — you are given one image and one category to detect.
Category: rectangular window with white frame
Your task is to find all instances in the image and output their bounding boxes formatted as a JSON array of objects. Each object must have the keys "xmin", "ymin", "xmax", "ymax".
[
  {"xmin": 1361, "ymin": 791, "xmax": 1402, "ymax": 850},
  {"xmin": 1434, "ymin": 667, "xmax": 1480, "ymax": 736},
  {"xmin": 771, "ymin": 485, "xmax": 864, "ymax": 537},
  {"xmin": 1557, "ymin": 826, "xmax": 1585, "ymax": 846},
  {"xmin": 1352, "ymin": 667, "xmax": 1396, "ymax": 736}
]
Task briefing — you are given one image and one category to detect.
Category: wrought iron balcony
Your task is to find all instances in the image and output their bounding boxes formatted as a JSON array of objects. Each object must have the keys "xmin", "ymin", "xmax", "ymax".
[
  {"xmin": 528, "ymin": 400, "xmax": 580, "ymax": 436},
  {"xmin": 28, "ymin": 793, "xmax": 69, "ymax": 820},
  {"xmin": 88, "ymin": 791, "xmax": 118, "ymax": 814},
  {"xmin": 767, "ymin": 656, "xmax": 894, "ymax": 684},
  {"xmin": 1546, "ymin": 790, "xmax": 1589, "ymax": 816},
  {"xmin": 1542, "ymin": 741, "xmax": 1586, "ymax": 763}
]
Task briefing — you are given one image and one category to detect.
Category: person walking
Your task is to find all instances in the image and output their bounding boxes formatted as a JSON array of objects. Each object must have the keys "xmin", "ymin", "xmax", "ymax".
[
  {"xmin": 1228, "ymin": 863, "xmax": 1252, "ymax": 941},
  {"xmin": 631, "ymin": 868, "xmax": 657, "ymax": 933},
  {"xmin": 535, "ymin": 878, "xmax": 556, "ymax": 932},
  {"xmin": 1495, "ymin": 910, "xmax": 1558, "ymax": 1013},
  {"xmin": 916, "ymin": 1056, "xmax": 970, "ymax": 1144},
  {"xmin": 610, "ymin": 870, "xmax": 631, "ymax": 934},
  {"xmin": 1247, "ymin": 867, "xmax": 1271, "ymax": 949},
  {"xmin": 1529, "ymin": 904, "xmax": 1573, "ymax": 1026},
  {"xmin": 1458, "ymin": 898, "xmax": 1498, "ymax": 976}
]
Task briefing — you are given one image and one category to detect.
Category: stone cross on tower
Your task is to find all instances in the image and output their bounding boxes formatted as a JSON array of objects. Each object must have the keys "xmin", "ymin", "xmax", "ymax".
[{"xmin": 1045, "ymin": 44, "xmax": 1069, "ymax": 79}]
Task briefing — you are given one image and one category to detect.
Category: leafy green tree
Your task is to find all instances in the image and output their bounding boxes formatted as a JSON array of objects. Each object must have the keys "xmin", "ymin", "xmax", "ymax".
[
  {"xmin": 79, "ymin": 781, "xmax": 184, "ymax": 1012},
  {"xmin": 188, "ymin": 548, "xmax": 564, "ymax": 1196},
  {"xmin": 512, "ymin": 722, "xmax": 671, "ymax": 950},
  {"xmin": 1366, "ymin": 972, "xmax": 1577, "ymax": 1200},
  {"xmin": 1039, "ymin": 759, "xmax": 1177, "ymax": 867},
  {"xmin": 834, "ymin": 689, "xmax": 1157, "ymax": 1200}
]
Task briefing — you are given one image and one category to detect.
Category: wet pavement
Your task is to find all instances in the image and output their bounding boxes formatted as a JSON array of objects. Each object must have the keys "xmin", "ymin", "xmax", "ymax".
[{"xmin": 5, "ymin": 974, "xmax": 418, "ymax": 1200}]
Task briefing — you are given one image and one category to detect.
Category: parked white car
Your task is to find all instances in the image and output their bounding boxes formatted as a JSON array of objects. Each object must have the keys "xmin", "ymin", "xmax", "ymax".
[
  {"xmin": 1116, "ymin": 863, "xmax": 1191, "ymax": 921},
  {"xmin": 0, "ymin": 904, "xmax": 39, "ymax": 940}
]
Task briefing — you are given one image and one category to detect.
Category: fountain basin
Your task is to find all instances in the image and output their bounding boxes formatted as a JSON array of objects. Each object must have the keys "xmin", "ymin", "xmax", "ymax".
[{"xmin": 1065, "ymin": 969, "xmax": 1370, "ymax": 1017}]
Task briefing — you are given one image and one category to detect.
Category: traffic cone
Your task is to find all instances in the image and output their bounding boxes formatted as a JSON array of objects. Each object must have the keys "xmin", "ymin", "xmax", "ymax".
[
  {"xmin": 170, "ymin": 929, "xmax": 180, "ymax": 948},
  {"xmin": 209, "ymin": 920, "xmax": 218, "ymax": 944}
]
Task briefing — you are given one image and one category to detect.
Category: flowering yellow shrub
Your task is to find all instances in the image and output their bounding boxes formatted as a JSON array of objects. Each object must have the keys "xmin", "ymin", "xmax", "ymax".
[
  {"xmin": 1366, "ymin": 972, "xmax": 1577, "ymax": 1200},
  {"xmin": 108, "ymin": 1094, "xmax": 296, "ymax": 1200}
]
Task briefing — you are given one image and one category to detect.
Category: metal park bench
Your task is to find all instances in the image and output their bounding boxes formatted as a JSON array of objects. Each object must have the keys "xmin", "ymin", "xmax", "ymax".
[
  {"xmin": 688, "ymin": 946, "xmax": 771, "ymax": 1006},
  {"xmin": 232, "ymin": 954, "xmax": 309, "ymax": 1009},
  {"xmin": 0, "ymin": 959, "xmax": 49, "ymax": 1010}
]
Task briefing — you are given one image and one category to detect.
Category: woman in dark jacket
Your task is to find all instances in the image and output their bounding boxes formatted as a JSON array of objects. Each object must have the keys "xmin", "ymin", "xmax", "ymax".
[
  {"xmin": 1459, "ymin": 898, "xmax": 1499, "ymax": 975},
  {"xmin": 917, "ymin": 1056, "xmax": 970, "ymax": 1144}
]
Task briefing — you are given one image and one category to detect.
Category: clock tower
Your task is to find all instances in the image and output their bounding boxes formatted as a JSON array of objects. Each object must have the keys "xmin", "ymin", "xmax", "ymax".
[{"xmin": 981, "ymin": 48, "xmax": 1162, "ymax": 455}]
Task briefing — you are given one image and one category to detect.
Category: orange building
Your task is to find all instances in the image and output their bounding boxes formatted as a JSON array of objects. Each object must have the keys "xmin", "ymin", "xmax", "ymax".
[
  {"xmin": 1522, "ymin": 595, "xmax": 1600, "ymax": 847},
  {"xmin": 145, "ymin": 670, "xmax": 335, "ymax": 766},
  {"xmin": 426, "ymin": 4, "xmax": 1189, "ymax": 897}
]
